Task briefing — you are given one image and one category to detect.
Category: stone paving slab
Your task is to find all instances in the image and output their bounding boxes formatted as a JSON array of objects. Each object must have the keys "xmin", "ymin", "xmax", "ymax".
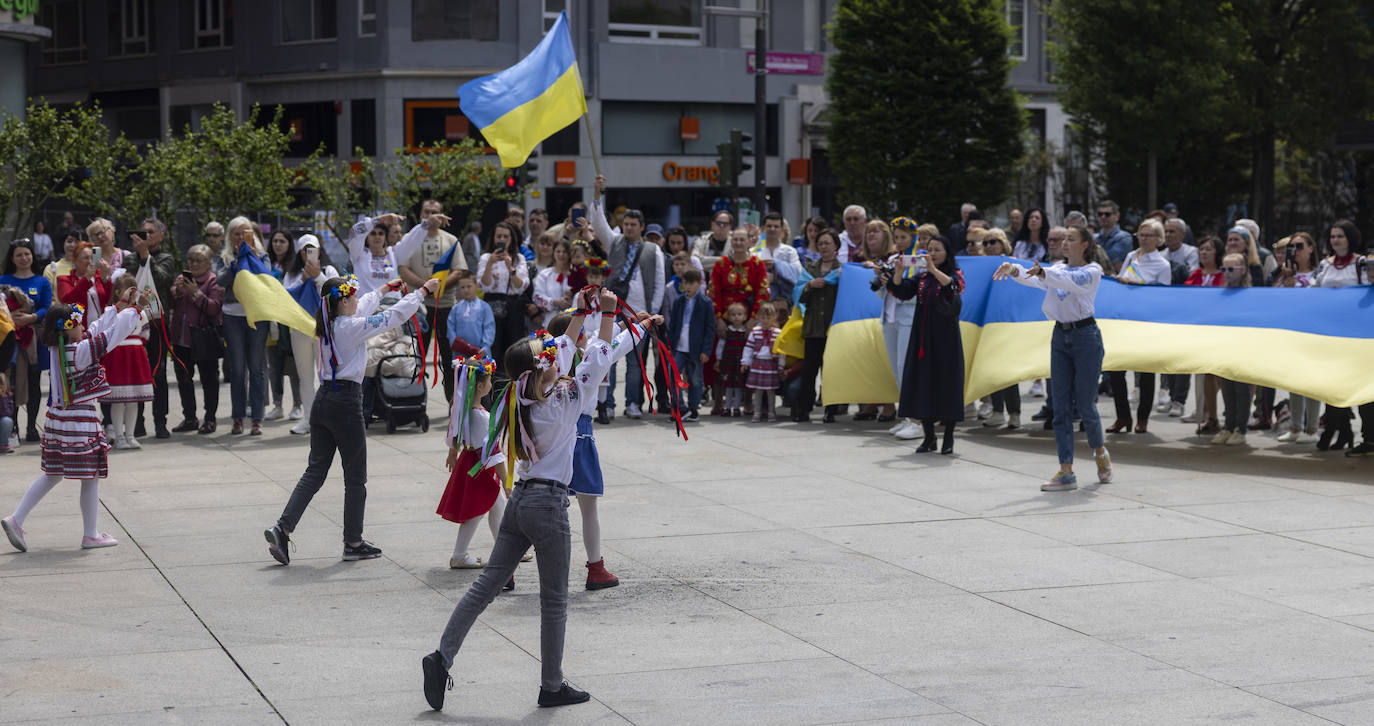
[{"xmin": 2, "ymin": 379, "xmax": 1373, "ymax": 724}]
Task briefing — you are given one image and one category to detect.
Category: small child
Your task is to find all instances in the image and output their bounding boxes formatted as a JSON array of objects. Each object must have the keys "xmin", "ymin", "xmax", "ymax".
[
  {"xmin": 668, "ymin": 268, "xmax": 715, "ymax": 422},
  {"xmin": 1213, "ymin": 253, "xmax": 1252, "ymax": 447},
  {"xmin": 715, "ymin": 302, "xmax": 750, "ymax": 416},
  {"xmin": 567, "ymin": 241, "xmax": 589, "ymax": 291},
  {"xmin": 660, "ymin": 252, "xmax": 692, "ymax": 315},
  {"xmin": 0, "ymin": 372, "xmax": 15, "ymax": 454},
  {"xmin": 446, "ymin": 271, "xmax": 496, "ymax": 359},
  {"xmin": 740, "ymin": 302, "xmax": 782, "ymax": 422},
  {"xmin": 436, "ymin": 355, "xmax": 510, "ymax": 570},
  {"xmin": 101, "ymin": 275, "xmax": 154, "ymax": 450},
  {"xmin": 3, "ymin": 288, "xmax": 148, "ymax": 552}
]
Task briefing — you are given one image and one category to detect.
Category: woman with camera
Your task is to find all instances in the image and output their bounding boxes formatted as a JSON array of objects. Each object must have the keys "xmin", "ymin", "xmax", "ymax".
[
  {"xmin": 478, "ymin": 221, "xmax": 531, "ymax": 371},
  {"xmin": 994, "ymin": 225, "xmax": 1111, "ymax": 492},
  {"xmin": 881, "ymin": 235, "xmax": 964, "ymax": 454},
  {"xmin": 169, "ymin": 245, "xmax": 224, "ymax": 435}
]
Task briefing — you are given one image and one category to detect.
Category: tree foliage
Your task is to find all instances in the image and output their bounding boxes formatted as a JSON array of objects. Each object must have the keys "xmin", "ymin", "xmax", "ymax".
[
  {"xmin": 0, "ymin": 101, "xmax": 134, "ymax": 239},
  {"xmin": 825, "ymin": 0, "xmax": 1024, "ymax": 222}
]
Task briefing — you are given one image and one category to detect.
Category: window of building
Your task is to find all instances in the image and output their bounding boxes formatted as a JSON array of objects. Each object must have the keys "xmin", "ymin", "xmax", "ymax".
[
  {"xmin": 403, "ymin": 100, "xmax": 490, "ymax": 152},
  {"xmin": 181, "ymin": 0, "xmax": 234, "ymax": 50},
  {"xmin": 107, "ymin": 0, "xmax": 154, "ymax": 56},
  {"xmin": 359, "ymin": 0, "xmax": 377, "ymax": 36},
  {"xmin": 351, "ymin": 99, "xmax": 377, "ymax": 157},
  {"xmin": 1007, "ymin": 0, "xmax": 1026, "ymax": 59},
  {"xmin": 282, "ymin": 0, "xmax": 336, "ymax": 43},
  {"xmin": 602, "ymin": 101, "xmax": 778, "ymax": 156},
  {"xmin": 39, "ymin": 0, "xmax": 86, "ymax": 64},
  {"xmin": 412, "ymin": 0, "xmax": 499, "ymax": 42},
  {"xmin": 276, "ymin": 101, "xmax": 338, "ymax": 157},
  {"xmin": 542, "ymin": 0, "xmax": 569, "ymax": 33},
  {"xmin": 608, "ymin": 0, "xmax": 701, "ymax": 44}
]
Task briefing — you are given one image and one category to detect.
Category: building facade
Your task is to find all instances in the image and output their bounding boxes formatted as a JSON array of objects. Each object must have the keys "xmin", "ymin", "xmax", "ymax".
[{"xmin": 28, "ymin": 0, "xmax": 1063, "ymax": 233}]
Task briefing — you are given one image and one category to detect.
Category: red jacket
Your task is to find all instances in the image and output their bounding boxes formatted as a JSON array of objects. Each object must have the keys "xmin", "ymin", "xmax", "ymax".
[
  {"xmin": 57, "ymin": 273, "xmax": 111, "ymax": 326},
  {"xmin": 709, "ymin": 255, "xmax": 768, "ymax": 319}
]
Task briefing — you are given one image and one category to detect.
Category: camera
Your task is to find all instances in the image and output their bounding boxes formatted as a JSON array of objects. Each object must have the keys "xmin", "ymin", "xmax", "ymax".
[
  {"xmin": 870, "ymin": 260, "xmax": 896, "ymax": 291},
  {"xmin": 1285, "ymin": 243, "xmax": 1296, "ymax": 268}
]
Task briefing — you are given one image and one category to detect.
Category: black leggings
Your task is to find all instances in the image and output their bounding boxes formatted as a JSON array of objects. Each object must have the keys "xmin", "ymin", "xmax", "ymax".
[
  {"xmin": 1109, "ymin": 371, "xmax": 1153, "ymax": 423},
  {"xmin": 799, "ymin": 336, "xmax": 835, "ymax": 416},
  {"xmin": 173, "ymin": 346, "xmax": 220, "ymax": 421}
]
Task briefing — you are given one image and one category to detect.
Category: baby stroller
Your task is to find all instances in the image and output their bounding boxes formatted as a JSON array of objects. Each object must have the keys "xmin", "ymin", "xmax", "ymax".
[{"xmin": 365, "ymin": 295, "xmax": 430, "ymax": 434}]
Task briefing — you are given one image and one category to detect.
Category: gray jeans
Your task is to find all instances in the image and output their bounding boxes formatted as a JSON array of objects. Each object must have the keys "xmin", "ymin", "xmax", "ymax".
[{"xmin": 438, "ymin": 481, "xmax": 572, "ymax": 691}]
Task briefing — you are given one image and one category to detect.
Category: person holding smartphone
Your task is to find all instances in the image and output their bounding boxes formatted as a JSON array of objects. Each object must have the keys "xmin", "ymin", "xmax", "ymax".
[{"xmin": 478, "ymin": 221, "xmax": 530, "ymax": 379}]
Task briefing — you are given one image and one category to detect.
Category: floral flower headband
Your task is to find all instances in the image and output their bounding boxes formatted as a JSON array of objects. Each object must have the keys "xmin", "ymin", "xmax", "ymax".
[
  {"xmin": 456, "ymin": 354, "xmax": 496, "ymax": 376},
  {"xmin": 62, "ymin": 304, "xmax": 85, "ymax": 330},
  {"xmin": 529, "ymin": 329, "xmax": 558, "ymax": 370},
  {"xmin": 328, "ymin": 274, "xmax": 359, "ymax": 300},
  {"xmin": 891, "ymin": 217, "xmax": 918, "ymax": 232},
  {"xmin": 585, "ymin": 257, "xmax": 611, "ymax": 274}
]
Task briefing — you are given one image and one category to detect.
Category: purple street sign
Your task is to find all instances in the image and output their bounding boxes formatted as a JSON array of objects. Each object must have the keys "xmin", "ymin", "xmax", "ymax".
[{"xmin": 746, "ymin": 51, "xmax": 825, "ymax": 75}]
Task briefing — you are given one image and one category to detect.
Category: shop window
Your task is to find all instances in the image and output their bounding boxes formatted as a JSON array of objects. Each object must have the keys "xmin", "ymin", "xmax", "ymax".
[
  {"xmin": 543, "ymin": 0, "xmax": 570, "ymax": 33},
  {"xmin": 282, "ymin": 0, "xmax": 337, "ymax": 43},
  {"xmin": 404, "ymin": 100, "xmax": 489, "ymax": 152},
  {"xmin": 351, "ymin": 99, "xmax": 376, "ymax": 156},
  {"xmin": 40, "ymin": 0, "xmax": 86, "ymax": 64},
  {"xmin": 359, "ymin": 0, "xmax": 377, "ymax": 36},
  {"xmin": 608, "ymin": 0, "xmax": 701, "ymax": 44},
  {"xmin": 1007, "ymin": 0, "xmax": 1026, "ymax": 59},
  {"xmin": 412, "ymin": 0, "xmax": 499, "ymax": 42},
  {"xmin": 108, "ymin": 0, "xmax": 154, "ymax": 57},
  {"xmin": 181, "ymin": 0, "xmax": 234, "ymax": 50}
]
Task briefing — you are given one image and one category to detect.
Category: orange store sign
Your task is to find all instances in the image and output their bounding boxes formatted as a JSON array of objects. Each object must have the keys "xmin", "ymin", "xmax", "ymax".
[{"xmin": 662, "ymin": 162, "xmax": 719, "ymax": 184}]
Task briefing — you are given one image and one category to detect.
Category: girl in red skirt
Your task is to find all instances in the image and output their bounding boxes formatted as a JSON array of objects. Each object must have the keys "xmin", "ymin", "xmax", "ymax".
[
  {"xmin": 102, "ymin": 275, "xmax": 154, "ymax": 450},
  {"xmin": 2, "ymin": 287, "xmax": 149, "ymax": 553},
  {"xmin": 437, "ymin": 354, "xmax": 511, "ymax": 569}
]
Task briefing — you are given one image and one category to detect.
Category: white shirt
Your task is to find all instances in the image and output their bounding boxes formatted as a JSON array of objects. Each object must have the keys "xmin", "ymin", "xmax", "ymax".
[
  {"xmin": 477, "ymin": 252, "xmax": 529, "ymax": 296},
  {"xmin": 1009, "ymin": 262, "xmax": 1103, "ymax": 323},
  {"xmin": 1314, "ymin": 257, "xmax": 1367, "ymax": 288},
  {"xmin": 345, "ymin": 216, "xmax": 427, "ymax": 297},
  {"xmin": 532, "ymin": 266, "xmax": 573, "ymax": 326},
  {"xmin": 282, "ymin": 265, "xmax": 340, "ymax": 292},
  {"xmin": 317, "ymin": 287, "xmax": 427, "ymax": 384},
  {"xmin": 837, "ymin": 230, "xmax": 863, "ymax": 262},
  {"xmin": 32, "ymin": 233, "xmax": 52, "ymax": 259},
  {"xmin": 516, "ymin": 337, "xmax": 615, "ymax": 485},
  {"xmin": 753, "ymin": 241, "xmax": 801, "ymax": 284},
  {"xmin": 1163, "ymin": 243, "xmax": 1199, "ymax": 273},
  {"xmin": 1118, "ymin": 249, "xmax": 1172, "ymax": 285}
]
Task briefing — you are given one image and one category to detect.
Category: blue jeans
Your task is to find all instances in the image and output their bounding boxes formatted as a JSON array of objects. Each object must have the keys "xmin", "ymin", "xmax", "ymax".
[
  {"xmin": 606, "ymin": 337, "xmax": 649, "ymax": 410},
  {"xmin": 1050, "ymin": 323, "xmax": 1105, "ymax": 464},
  {"xmin": 673, "ymin": 350, "xmax": 704, "ymax": 412},
  {"xmin": 0, "ymin": 415, "xmax": 12, "ymax": 447},
  {"xmin": 223, "ymin": 315, "xmax": 267, "ymax": 421},
  {"xmin": 438, "ymin": 481, "xmax": 572, "ymax": 691}
]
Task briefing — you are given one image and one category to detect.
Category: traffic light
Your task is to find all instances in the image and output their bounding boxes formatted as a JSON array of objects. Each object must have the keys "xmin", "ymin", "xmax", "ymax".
[
  {"xmin": 732, "ymin": 128, "xmax": 753, "ymax": 175},
  {"xmin": 504, "ymin": 170, "xmax": 518, "ymax": 190},
  {"xmin": 519, "ymin": 150, "xmax": 539, "ymax": 188},
  {"xmin": 716, "ymin": 140, "xmax": 739, "ymax": 193}
]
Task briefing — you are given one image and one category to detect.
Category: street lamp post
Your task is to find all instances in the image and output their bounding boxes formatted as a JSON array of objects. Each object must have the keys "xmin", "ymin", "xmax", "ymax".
[{"xmin": 704, "ymin": 2, "xmax": 767, "ymax": 213}]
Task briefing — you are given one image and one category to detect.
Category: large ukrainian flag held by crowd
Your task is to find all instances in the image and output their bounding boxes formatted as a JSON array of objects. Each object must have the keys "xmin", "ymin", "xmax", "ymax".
[
  {"xmin": 457, "ymin": 11, "xmax": 586, "ymax": 168},
  {"xmin": 234, "ymin": 245, "xmax": 318, "ymax": 337},
  {"xmin": 820, "ymin": 263, "xmax": 900, "ymax": 404}
]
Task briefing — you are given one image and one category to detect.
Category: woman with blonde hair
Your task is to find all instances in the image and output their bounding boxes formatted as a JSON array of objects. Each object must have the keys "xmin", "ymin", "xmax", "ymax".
[
  {"xmin": 216, "ymin": 216, "xmax": 270, "ymax": 435},
  {"xmin": 855, "ymin": 219, "xmax": 899, "ymax": 422}
]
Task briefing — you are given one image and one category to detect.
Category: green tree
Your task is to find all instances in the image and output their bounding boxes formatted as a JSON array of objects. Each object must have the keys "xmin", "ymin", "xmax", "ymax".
[
  {"xmin": 0, "ymin": 100, "xmax": 126, "ymax": 240},
  {"xmin": 1048, "ymin": 0, "xmax": 1237, "ymax": 212},
  {"xmin": 297, "ymin": 149, "xmax": 380, "ymax": 244},
  {"xmin": 384, "ymin": 139, "xmax": 521, "ymax": 228},
  {"xmin": 826, "ymin": 0, "xmax": 1024, "ymax": 223}
]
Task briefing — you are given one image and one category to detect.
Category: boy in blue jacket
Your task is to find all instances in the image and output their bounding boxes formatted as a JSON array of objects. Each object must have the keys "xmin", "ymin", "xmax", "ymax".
[{"xmin": 667, "ymin": 268, "xmax": 714, "ymax": 422}]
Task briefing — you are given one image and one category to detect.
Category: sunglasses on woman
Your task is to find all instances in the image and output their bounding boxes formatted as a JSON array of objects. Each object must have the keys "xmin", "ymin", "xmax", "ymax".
[{"xmin": 1221, "ymin": 266, "xmax": 1245, "ymax": 273}]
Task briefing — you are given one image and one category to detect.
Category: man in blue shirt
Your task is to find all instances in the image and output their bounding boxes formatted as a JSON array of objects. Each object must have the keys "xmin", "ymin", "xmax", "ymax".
[{"xmin": 1095, "ymin": 200, "xmax": 1133, "ymax": 273}]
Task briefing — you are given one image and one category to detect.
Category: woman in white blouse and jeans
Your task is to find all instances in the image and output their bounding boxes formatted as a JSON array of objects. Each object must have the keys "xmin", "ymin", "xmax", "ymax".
[
  {"xmin": 994, "ymin": 225, "xmax": 1112, "ymax": 492},
  {"xmin": 479, "ymin": 221, "xmax": 530, "ymax": 368}
]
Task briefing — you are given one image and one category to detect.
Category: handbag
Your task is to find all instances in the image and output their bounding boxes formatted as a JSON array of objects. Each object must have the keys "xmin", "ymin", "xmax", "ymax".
[{"xmin": 190, "ymin": 323, "xmax": 224, "ymax": 360}]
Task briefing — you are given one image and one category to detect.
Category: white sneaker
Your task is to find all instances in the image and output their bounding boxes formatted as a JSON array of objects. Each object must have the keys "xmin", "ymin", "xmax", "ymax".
[
  {"xmin": 104, "ymin": 423, "xmax": 116, "ymax": 440},
  {"xmin": 113, "ymin": 435, "xmax": 131, "ymax": 450},
  {"xmin": 983, "ymin": 411, "xmax": 1006, "ymax": 427},
  {"xmin": 266, "ymin": 405, "xmax": 285, "ymax": 421},
  {"xmin": 625, "ymin": 403, "xmax": 643, "ymax": 419},
  {"xmin": 1297, "ymin": 431, "xmax": 1318, "ymax": 443},
  {"xmin": 125, "ymin": 435, "xmax": 141, "ymax": 450},
  {"xmin": 289, "ymin": 422, "xmax": 310, "ymax": 436},
  {"xmin": 894, "ymin": 422, "xmax": 923, "ymax": 440},
  {"xmin": 1276, "ymin": 430, "xmax": 1298, "ymax": 443},
  {"xmin": 1029, "ymin": 381, "xmax": 1044, "ymax": 398},
  {"xmin": 1155, "ymin": 401, "xmax": 1171, "ymax": 414},
  {"xmin": 1225, "ymin": 432, "xmax": 1246, "ymax": 446},
  {"xmin": 1006, "ymin": 413, "xmax": 1020, "ymax": 429},
  {"xmin": 288, "ymin": 405, "xmax": 304, "ymax": 420},
  {"xmin": 1211, "ymin": 430, "xmax": 1232, "ymax": 445},
  {"xmin": 977, "ymin": 401, "xmax": 992, "ymax": 420},
  {"xmin": 1169, "ymin": 402, "xmax": 1184, "ymax": 417},
  {"xmin": 1181, "ymin": 412, "xmax": 1203, "ymax": 424},
  {"xmin": 887, "ymin": 420, "xmax": 908, "ymax": 435}
]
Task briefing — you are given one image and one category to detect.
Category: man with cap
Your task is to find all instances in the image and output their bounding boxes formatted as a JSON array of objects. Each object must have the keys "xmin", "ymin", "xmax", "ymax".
[
  {"xmin": 284, "ymin": 233, "xmax": 339, "ymax": 435},
  {"xmin": 398, "ymin": 199, "xmax": 462, "ymax": 402}
]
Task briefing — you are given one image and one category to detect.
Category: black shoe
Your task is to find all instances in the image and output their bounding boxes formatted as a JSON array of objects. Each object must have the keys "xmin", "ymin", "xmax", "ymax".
[
  {"xmin": 822, "ymin": 412, "xmax": 836, "ymax": 424},
  {"xmin": 1348, "ymin": 442, "xmax": 1374, "ymax": 458},
  {"xmin": 421, "ymin": 651, "xmax": 452, "ymax": 711},
  {"xmin": 853, "ymin": 412, "xmax": 877, "ymax": 421},
  {"xmin": 24, "ymin": 429, "xmax": 39, "ymax": 442},
  {"xmin": 915, "ymin": 438, "xmax": 937, "ymax": 453},
  {"xmin": 1031, "ymin": 409, "xmax": 1051, "ymax": 422},
  {"xmin": 595, "ymin": 403, "xmax": 611, "ymax": 425},
  {"xmin": 791, "ymin": 412, "xmax": 809, "ymax": 423},
  {"xmin": 877, "ymin": 414, "xmax": 896, "ymax": 422},
  {"xmin": 264, "ymin": 525, "xmax": 291, "ymax": 565},
  {"xmin": 1042, "ymin": 419, "xmax": 1054, "ymax": 431},
  {"xmin": 171, "ymin": 418, "xmax": 199, "ymax": 433},
  {"xmin": 503, "ymin": 576, "xmax": 516, "ymax": 591},
  {"xmin": 155, "ymin": 425, "xmax": 171, "ymax": 439},
  {"xmin": 941, "ymin": 440, "xmax": 955, "ymax": 455},
  {"xmin": 1317, "ymin": 427, "xmax": 1335, "ymax": 451},
  {"xmin": 134, "ymin": 421, "xmax": 147, "ymax": 438},
  {"xmin": 1334, "ymin": 428, "xmax": 1355, "ymax": 451},
  {"xmin": 538, "ymin": 682, "xmax": 591, "ymax": 708},
  {"xmin": 343, "ymin": 540, "xmax": 383, "ymax": 561}
]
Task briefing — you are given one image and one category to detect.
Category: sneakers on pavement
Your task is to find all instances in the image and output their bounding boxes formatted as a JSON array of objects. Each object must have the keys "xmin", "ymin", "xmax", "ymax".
[
  {"xmin": 266, "ymin": 405, "xmax": 285, "ymax": 421},
  {"xmin": 625, "ymin": 403, "xmax": 642, "ymax": 419},
  {"xmin": 983, "ymin": 411, "xmax": 1006, "ymax": 428},
  {"xmin": 421, "ymin": 651, "xmax": 453, "ymax": 711},
  {"xmin": 265, "ymin": 525, "xmax": 291, "ymax": 565},
  {"xmin": 1095, "ymin": 450, "xmax": 1112, "ymax": 484},
  {"xmin": 893, "ymin": 421, "xmax": 922, "ymax": 440},
  {"xmin": 1225, "ymin": 432, "xmax": 1247, "ymax": 446},
  {"xmin": 538, "ymin": 682, "xmax": 592, "ymax": 708},
  {"xmin": 2, "ymin": 515, "xmax": 26, "ymax": 552},
  {"xmin": 1006, "ymin": 412, "xmax": 1021, "ymax": 430},
  {"xmin": 1029, "ymin": 380, "xmax": 1044, "ymax": 397},
  {"xmin": 1169, "ymin": 402, "xmax": 1185, "ymax": 417},
  {"xmin": 1277, "ymin": 430, "xmax": 1298, "ymax": 443},
  {"xmin": 449, "ymin": 554, "xmax": 484, "ymax": 569},
  {"xmin": 288, "ymin": 405, "xmax": 304, "ymax": 420},
  {"xmin": 81, "ymin": 532, "xmax": 119, "ymax": 549},
  {"xmin": 1210, "ymin": 429, "xmax": 1233, "ymax": 445},
  {"xmin": 683, "ymin": 410, "xmax": 700, "ymax": 422},
  {"xmin": 1346, "ymin": 441, "xmax": 1374, "ymax": 457},
  {"xmin": 343, "ymin": 540, "xmax": 383, "ymax": 561},
  {"xmin": 1041, "ymin": 472, "xmax": 1078, "ymax": 492},
  {"xmin": 289, "ymin": 421, "xmax": 310, "ymax": 435}
]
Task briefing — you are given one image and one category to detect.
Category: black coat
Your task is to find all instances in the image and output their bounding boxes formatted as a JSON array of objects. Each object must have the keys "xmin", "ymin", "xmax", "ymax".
[{"xmin": 888, "ymin": 272, "xmax": 964, "ymax": 422}]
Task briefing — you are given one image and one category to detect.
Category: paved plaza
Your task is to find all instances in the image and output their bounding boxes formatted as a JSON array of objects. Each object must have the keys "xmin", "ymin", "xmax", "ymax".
[{"xmin": 3, "ymin": 381, "xmax": 1374, "ymax": 725}]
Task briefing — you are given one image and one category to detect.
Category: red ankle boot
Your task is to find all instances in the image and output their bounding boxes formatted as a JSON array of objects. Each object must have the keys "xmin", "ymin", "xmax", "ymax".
[{"xmin": 585, "ymin": 558, "xmax": 619, "ymax": 590}]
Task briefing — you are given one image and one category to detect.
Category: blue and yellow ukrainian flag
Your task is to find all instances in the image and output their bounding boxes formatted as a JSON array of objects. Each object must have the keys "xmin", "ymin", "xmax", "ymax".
[
  {"xmin": 957, "ymin": 256, "xmax": 1374, "ymax": 407},
  {"xmin": 234, "ymin": 245, "xmax": 318, "ymax": 337},
  {"xmin": 820, "ymin": 263, "xmax": 900, "ymax": 404},
  {"xmin": 430, "ymin": 243, "xmax": 460, "ymax": 298},
  {"xmin": 458, "ymin": 11, "xmax": 587, "ymax": 168}
]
